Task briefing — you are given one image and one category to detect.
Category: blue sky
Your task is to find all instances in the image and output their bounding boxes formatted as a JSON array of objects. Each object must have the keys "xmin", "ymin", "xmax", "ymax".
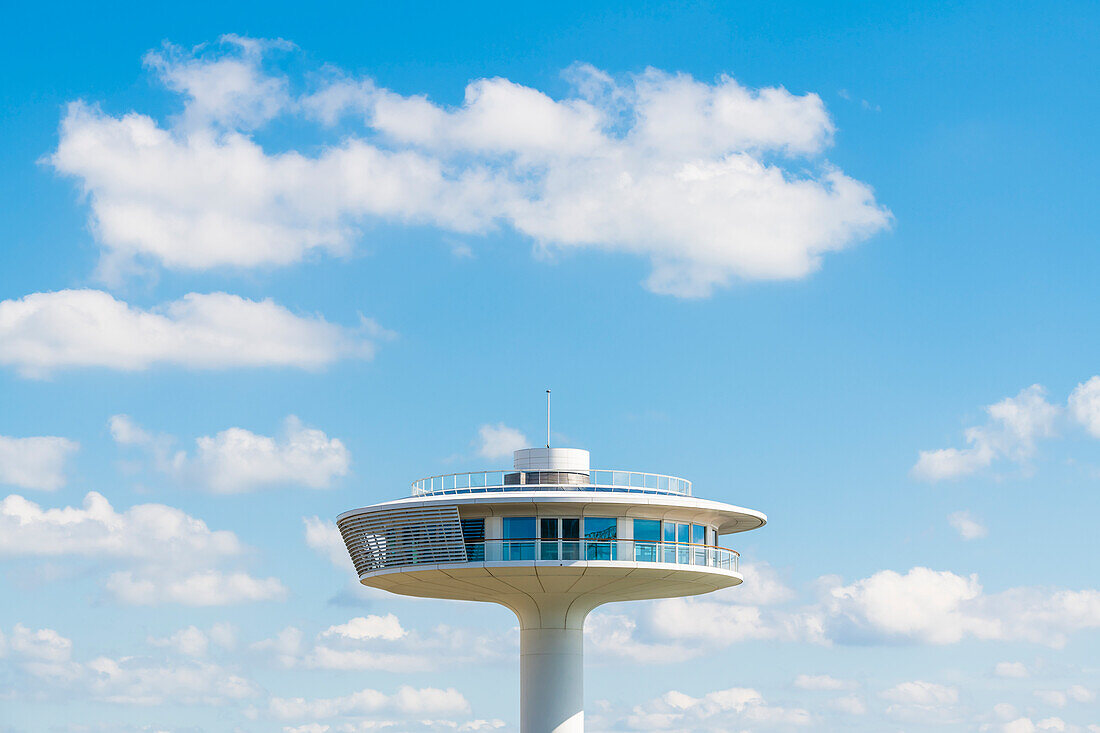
[{"xmin": 1, "ymin": 1, "xmax": 1099, "ymax": 731}]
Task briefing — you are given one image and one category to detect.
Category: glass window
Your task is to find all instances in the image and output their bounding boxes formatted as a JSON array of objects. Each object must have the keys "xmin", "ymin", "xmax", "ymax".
[
  {"xmin": 634, "ymin": 519, "xmax": 660, "ymax": 562},
  {"xmin": 692, "ymin": 524, "xmax": 706, "ymax": 565},
  {"xmin": 540, "ymin": 518, "xmax": 559, "ymax": 560},
  {"xmin": 663, "ymin": 521, "xmax": 676, "ymax": 563},
  {"xmin": 561, "ymin": 518, "xmax": 580, "ymax": 559},
  {"xmin": 677, "ymin": 523, "xmax": 689, "ymax": 564},
  {"xmin": 461, "ymin": 519, "xmax": 484, "ymax": 562},
  {"xmin": 584, "ymin": 517, "xmax": 616, "ymax": 560},
  {"xmin": 504, "ymin": 517, "xmax": 535, "ymax": 560}
]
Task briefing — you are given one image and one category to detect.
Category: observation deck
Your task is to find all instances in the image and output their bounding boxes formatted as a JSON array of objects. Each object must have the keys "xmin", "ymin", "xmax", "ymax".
[{"xmin": 336, "ymin": 445, "xmax": 767, "ymax": 733}]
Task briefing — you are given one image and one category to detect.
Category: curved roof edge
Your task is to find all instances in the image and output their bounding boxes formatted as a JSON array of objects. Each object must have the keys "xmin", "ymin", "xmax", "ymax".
[{"xmin": 337, "ymin": 490, "xmax": 766, "ymax": 535}]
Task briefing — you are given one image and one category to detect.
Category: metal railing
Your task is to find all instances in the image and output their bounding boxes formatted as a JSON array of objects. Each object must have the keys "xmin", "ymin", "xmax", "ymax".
[
  {"xmin": 411, "ymin": 469, "xmax": 692, "ymax": 497},
  {"xmin": 461, "ymin": 539, "xmax": 738, "ymax": 571}
]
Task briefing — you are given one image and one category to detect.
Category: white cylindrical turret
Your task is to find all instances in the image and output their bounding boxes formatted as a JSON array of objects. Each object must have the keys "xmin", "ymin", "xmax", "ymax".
[{"xmin": 513, "ymin": 448, "xmax": 590, "ymax": 472}]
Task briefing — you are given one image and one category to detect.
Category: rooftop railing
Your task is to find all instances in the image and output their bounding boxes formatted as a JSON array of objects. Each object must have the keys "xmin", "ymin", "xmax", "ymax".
[{"xmin": 410, "ymin": 469, "xmax": 692, "ymax": 497}]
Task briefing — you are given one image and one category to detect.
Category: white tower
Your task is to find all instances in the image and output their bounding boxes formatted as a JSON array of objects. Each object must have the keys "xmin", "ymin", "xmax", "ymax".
[{"xmin": 337, "ymin": 445, "xmax": 766, "ymax": 733}]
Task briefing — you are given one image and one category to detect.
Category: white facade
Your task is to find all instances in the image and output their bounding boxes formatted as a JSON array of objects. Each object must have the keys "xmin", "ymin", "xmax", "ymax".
[{"xmin": 337, "ymin": 447, "xmax": 766, "ymax": 733}]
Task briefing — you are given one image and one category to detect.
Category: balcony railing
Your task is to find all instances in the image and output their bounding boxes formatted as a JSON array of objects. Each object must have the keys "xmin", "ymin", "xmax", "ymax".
[
  {"xmin": 411, "ymin": 469, "xmax": 692, "ymax": 497},
  {"xmin": 461, "ymin": 539, "xmax": 738, "ymax": 571}
]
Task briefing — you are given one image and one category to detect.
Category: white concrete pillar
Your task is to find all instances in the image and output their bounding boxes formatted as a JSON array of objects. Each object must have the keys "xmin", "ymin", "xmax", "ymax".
[{"xmin": 520, "ymin": 625, "xmax": 584, "ymax": 733}]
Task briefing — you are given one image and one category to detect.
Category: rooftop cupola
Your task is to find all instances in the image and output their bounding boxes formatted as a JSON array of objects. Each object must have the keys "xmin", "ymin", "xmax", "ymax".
[{"xmin": 512, "ymin": 447, "xmax": 590, "ymax": 471}]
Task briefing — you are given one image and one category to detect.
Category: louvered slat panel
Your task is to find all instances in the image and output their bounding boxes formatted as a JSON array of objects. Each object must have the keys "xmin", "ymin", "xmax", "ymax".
[{"xmin": 337, "ymin": 505, "xmax": 467, "ymax": 576}]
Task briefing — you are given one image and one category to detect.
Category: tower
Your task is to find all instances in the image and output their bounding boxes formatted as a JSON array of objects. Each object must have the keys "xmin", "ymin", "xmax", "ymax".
[{"xmin": 337, "ymin": 445, "xmax": 766, "ymax": 733}]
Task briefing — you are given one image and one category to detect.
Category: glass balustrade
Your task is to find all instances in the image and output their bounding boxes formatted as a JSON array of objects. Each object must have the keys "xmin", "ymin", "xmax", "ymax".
[
  {"xmin": 451, "ymin": 539, "xmax": 738, "ymax": 571},
  {"xmin": 411, "ymin": 469, "xmax": 692, "ymax": 497}
]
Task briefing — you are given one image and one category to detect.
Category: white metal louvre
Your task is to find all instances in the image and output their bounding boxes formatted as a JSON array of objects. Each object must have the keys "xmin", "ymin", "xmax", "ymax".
[{"xmin": 338, "ymin": 505, "xmax": 467, "ymax": 576}]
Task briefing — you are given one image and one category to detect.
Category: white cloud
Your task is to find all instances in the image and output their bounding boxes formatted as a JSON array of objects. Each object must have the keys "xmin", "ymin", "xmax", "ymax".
[
  {"xmin": 251, "ymin": 626, "xmax": 303, "ymax": 669},
  {"xmin": 1035, "ymin": 686, "xmax": 1095, "ymax": 707},
  {"xmin": 822, "ymin": 567, "xmax": 1100, "ymax": 647},
  {"xmin": 794, "ymin": 674, "xmax": 852, "ymax": 690},
  {"xmin": 621, "ymin": 686, "xmax": 811, "ymax": 729},
  {"xmin": 1069, "ymin": 376, "xmax": 1100, "ymax": 437},
  {"xmin": 144, "ymin": 35, "xmax": 293, "ymax": 131},
  {"xmin": 149, "ymin": 625, "xmax": 210, "ymax": 657},
  {"xmin": 585, "ymin": 613, "xmax": 695, "ymax": 664},
  {"xmin": 995, "ymin": 661, "xmax": 1029, "ymax": 678},
  {"xmin": 86, "ymin": 655, "xmax": 259, "ymax": 705},
  {"xmin": 320, "ymin": 615, "xmax": 405, "ymax": 641},
  {"xmin": 0, "ymin": 289, "xmax": 375, "ymax": 377},
  {"xmin": 880, "ymin": 680, "xmax": 958, "ymax": 705},
  {"xmin": 913, "ymin": 385, "xmax": 1058, "ymax": 481},
  {"xmin": 108, "ymin": 414, "xmax": 155, "ymax": 446},
  {"xmin": 0, "ymin": 435, "xmax": 79, "ymax": 490},
  {"xmin": 9, "ymin": 623, "xmax": 73, "ymax": 663},
  {"xmin": 476, "ymin": 423, "xmax": 527, "ymax": 460},
  {"xmin": 880, "ymin": 681, "xmax": 960, "ymax": 723},
  {"xmin": 304, "ymin": 516, "xmax": 350, "ymax": 568},
  {"xmin": 0, "ymin": 491, "xmax": 285, "ymax": 605},
  {"xmin": 629, "ymin": 562, "xmax": 1100, "ymax": 652},
  {"xmin": 829, "ymin": 695, "xmax": 867, "ymax": 715},
  {"xmin": 0, "ymin": 491, "xmax": 240, "ymax": 561},
  {"xmin": 106, "ymin": 569, "xmax": 286, "ymax": 606},
  {"xmin": 148, "ymin": 624, "xmax": 236, "ymax": 657},
  {"xmin": 188, "ymin": 416, "xmax": 350, "ymax": 493},
  {"xmin": 52, "ymin": 38, "xmax": 890, "ymax": 297},
  {"xmin": 948, "ymin": 510, "xmax": 989, "ymax": 540},
  {"xmin": 110, "ymin": 415, "xmax": 350, "ymax": 493},
  {"xmin": 268, "ymin": 686, "xmax": 470, "ymax": 719}
]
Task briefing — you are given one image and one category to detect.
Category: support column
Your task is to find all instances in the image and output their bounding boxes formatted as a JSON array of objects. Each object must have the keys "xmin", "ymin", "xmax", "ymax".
[{"xmin": 519, "ymin": 625, "xmax": 584, "ymax": 733}]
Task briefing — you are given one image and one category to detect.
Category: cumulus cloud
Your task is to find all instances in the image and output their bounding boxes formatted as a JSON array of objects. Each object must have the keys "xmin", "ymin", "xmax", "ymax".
[
  {"xmin": 110, "ymin": 415, "xmax": 350, "ymax": 493},
  {"xmin": 187, "ymin": 416, "xmax": 350, "ymax": 493},
  {"xmin": 913, "ymin": 385, "xmax": 1059, "ymax": 481},
  {"xmin": 304, "ymin": 516, "xmax": 350, "ymax": 568},
  {"xmin": 614, "ymin": 561, "xmax": 1100, "ymax": 654},
  {"xmin": 0, "ymin": 434, "xmax": 79, "ymax": 490},
  {"xmin": 106, "ymin": 570, "xmax": 286, "ymax": 606},
  {"xmin": 148, "ymin": 623, "xmax": 236, "ymax": 657},
  {"xmin": 476, "ymin": 423, "xmax": 528, "ymax": 460},
  {"xmin": 2, "ymin": 622, "xmax": 257, "ymax": 705},
  {"xmin": 794, "ymin": 674, "xmax": 853, "ymax": 691},
  {"xmin": 0, "ymin": 289, "xmax": 376, "ymax": 377},
  {"xmin": 320, "ymin": 615, "xmax": 405, "ymax": 641},
  {"xmin": 948, "ymin": 510, "xmax": 988, "ymax": 540},
  {"xmin": 51, "ymin": 37, "xmax": 890, "ymax": 297},
  {"xmin": 254, "ymin": 616, "xmax": 508, "ymax": 674},
  {"xmin": 1068, "ymin": 376, "xmax": 1100, "ymax": 437},
  {"xmin": 995, "ymin": 661, "xmax": 1029, "ymax": 678},
  {"xmin": 268, "ymin": 686, "xmax": 470, "ymax": 719},
  {"xmin": 0, "ymin": 491, "xmax": 285, "ymax": 605},
  {"xmin": 1034, "ymin": 686, "xmax": 1095, "ymax": 707},
  {"xmin": 618, "ymin": 687, "xmax": 811, "ymax": 730},
  {"xmin": 880, "ymin": 681, "xmax": 960, "ymax": 723}
]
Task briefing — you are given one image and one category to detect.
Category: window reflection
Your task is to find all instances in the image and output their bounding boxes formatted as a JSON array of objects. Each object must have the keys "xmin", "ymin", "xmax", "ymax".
[
  {"xmin": 584, "ymin": 517, "xmax": 616, "ymax": 560},
  {"xmin": 634, "ymin": 519, "xmax": 660, "ymax": 562},
  {"xmin": 503, "ymin": 517, "xmax": 535, "ymax": 560}
]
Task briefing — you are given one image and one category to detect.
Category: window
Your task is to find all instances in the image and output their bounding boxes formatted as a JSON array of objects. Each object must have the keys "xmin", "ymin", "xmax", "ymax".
[
  {"xmin": 663, "ymin": 521, "xmax": 677, "ymax": 563},
  {"xmin": 584, "ymin": 517, "xmax": 616, "ymax": 560},
  {"xmin": 634, "ymin": 519, "xmax": 660, "ymax": 562},
  {"xmin": 503, "ymin": 517, "xmax": 535, "ymax": 561},
  {"xmin": 677, "ymin": 523, "xmax": 689, "ymax": 564},
  {"xmin": 561, "ymin": 518, "xmax": 580, "ymax": 560},
  {"xmin": 692, "ymin": 524, "xmax": 706, "ymax": 565},
  {"xmin": 540, "ymin": 518, "xmax": 559, "ymax": 560},
  {"xmin": 461, "ymin": 518, "xmax": 485, "ymax": 562}
]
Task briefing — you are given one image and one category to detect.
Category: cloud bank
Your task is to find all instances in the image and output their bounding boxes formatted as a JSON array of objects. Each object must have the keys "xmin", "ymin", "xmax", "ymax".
[
  {"xmin": 0, "ymin": 289, "xmax": 376, "ymax": 377},
  {"xmin": 51, "ymin": 35, "xmax": 891, "ymax": 296}
]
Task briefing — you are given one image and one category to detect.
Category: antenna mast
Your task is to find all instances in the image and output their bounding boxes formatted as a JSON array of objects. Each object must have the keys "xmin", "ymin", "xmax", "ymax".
[{"xmin": 546, "ymin": 389, "xmax": 551, "ymax": 448}]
